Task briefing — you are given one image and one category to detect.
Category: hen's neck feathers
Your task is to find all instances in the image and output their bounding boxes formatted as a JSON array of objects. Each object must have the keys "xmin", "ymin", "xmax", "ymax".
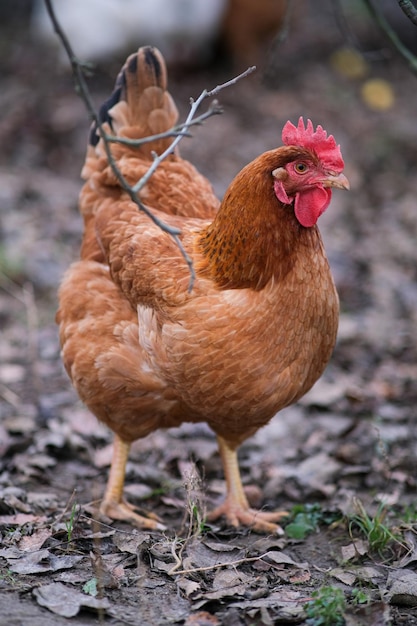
[{"xmin": 197, "ymin": 147, "xmax": 323, "ymax": 291}]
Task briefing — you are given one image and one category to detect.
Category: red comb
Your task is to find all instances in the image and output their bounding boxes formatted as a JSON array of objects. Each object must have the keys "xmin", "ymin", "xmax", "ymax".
[{"xmin": 282, "ymin": 117, "xmax": 344, "ymax": 172}]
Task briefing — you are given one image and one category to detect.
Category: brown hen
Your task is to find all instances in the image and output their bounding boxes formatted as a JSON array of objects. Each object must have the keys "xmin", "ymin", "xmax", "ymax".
[{"xmin": 57, "ymin": 46, "xmax": 349, "ymax": 533}]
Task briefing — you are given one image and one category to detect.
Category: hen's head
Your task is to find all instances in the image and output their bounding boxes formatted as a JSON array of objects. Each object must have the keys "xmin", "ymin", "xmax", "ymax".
[{"xmin": 273, "ymin": 117, "xmax": 349, "ymax": 227}]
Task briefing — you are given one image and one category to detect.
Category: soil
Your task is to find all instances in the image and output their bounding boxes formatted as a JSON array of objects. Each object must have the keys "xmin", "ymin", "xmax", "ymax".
[{"xmin": 1, "ymin": 3, "xmax": 417, "ymax": 626}]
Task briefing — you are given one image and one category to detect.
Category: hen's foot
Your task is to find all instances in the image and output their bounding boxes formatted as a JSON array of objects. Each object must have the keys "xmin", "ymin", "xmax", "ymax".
[
  {"xmin": 208, "ymin": 500, "xmax": 288, "ymax": 534},
  {"xmin": 212, "ymin": 435, "xmax": 288, "ymax": 534},
  {"xmin": 100, "ymin": 498, "xmax": 166, "ymax": 531}
]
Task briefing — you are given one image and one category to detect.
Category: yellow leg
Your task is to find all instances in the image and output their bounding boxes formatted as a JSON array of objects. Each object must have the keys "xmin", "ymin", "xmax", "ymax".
[
  {"xmin": 100, "ymin": 434, "xmax": 166, "ymax": 531},
  {"xmin": 208, "ymin": 435, "xmax": 288, "ymax": 534}
]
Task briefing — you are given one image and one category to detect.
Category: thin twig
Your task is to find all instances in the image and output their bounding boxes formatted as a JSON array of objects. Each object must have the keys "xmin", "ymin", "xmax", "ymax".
[
  {"xmin": 55, "ymin": 488, "xmax": 79, "ymax": 525},
  {"xmin": 399, "ymin": 0, "xmax": 417, "ymax": 25},
  {"xmin": 43, "ymin": 0, "xmax": 255, "ymax": 291},
  {"xmin": 168, "ymin": 537, "xmax": 185, "ymax": 574},
  {"xmin": 332, "ymin": 0, "xmax": 388, "ymax": 60},
  {"xmin": 131, "ymin": 64, "xmax": 256, "ymax": 194},
  {"xmin": 363, "ymin": 0, "xmax": 417, "ymax": 75},
  {"xmin": 168, "ymin": 551, "xmax": 272, "ymax": 576},
  {"xmin": 206, "ymin": 65, "xmax": 256, "ymax": 97},
  {"xmin": 104, "ymin": 109, "xmax": 217, "ymax": 147},
  {"xmin": 131, "ymin": 100, "xmax": 224, "ymax": 194}
]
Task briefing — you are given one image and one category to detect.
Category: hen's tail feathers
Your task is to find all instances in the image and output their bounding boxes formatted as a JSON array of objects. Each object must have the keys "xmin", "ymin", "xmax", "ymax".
[{"xmin": 87, "ymin": 46, "xmax": 179, "ymax": 162}]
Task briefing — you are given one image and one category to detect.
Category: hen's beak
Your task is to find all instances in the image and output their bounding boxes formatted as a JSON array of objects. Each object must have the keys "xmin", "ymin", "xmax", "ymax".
[{"xmin": 323, "ymin": 172, "xmax": 350, "ymax": 190}]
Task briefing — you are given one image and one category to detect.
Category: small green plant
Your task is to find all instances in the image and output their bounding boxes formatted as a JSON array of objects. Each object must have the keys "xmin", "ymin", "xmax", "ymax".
[
  {"xmin": 65, "ymin": 502, "xmax": 79, "ymax": 543},
  {"xmin": 304, "ymin": 585, "xmax": 346, "ymax": 626},
  {"xmin": 285, "ymin": 503, "xmax": 339, "ymax": 540},
  {"xmin": 190, "ymin": 501, "xmax": 209, "ymax": 535},
  {"xmin": 349, "ymin": 499, "xmax": 399, "ymax": 554},
  {"xmin": 83, "ymin": 578, "xmax": 98, "ymax": 597},
  {"xmin": 351, "ymin": 587, "xmax": 370, "ymax": 605}
]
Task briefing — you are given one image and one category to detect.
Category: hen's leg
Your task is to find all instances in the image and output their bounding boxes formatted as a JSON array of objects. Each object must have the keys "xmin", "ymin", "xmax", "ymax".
[
  {"xmin": 208, "ymin": 435, "xmax": 287, "ymax": 534},
  {"xmin": 100, "ymin": 434, "xmax": 166, "ymax": 531}
]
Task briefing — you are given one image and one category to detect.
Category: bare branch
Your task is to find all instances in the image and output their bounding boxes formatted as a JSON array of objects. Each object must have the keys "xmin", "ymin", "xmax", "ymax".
[
  {"xmin": 206, "ymin": 65, "xmax": 256, "ymax": 97},
  {"xmin": 131, "ymin": 101, "xmax": 224, "ymax": 194},
  {"xmin": 332, "ymin": 0, "xmax": 388, "ymax": 61},
  {"xmin": 399, "ymin": 0, "xmax": 417, "ymax": 26},
  {"xmin": 168, "ymin": 551, "xmax": 273, "ymax": 576},
  {"xmin": 104, "ymin": 107, "xmax": 222, "ymax": 147},
  {"xmin": 131, "ymin": 67, "xmax": 256, "ymax": 196},
  {"xmin": 363, "ymin": 0, "xmax": 417, "ymax": 76}
]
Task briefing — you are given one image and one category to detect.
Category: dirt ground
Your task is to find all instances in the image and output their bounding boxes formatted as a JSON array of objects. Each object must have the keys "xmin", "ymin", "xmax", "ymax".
[{"xmin": 1, "ymin": 3, "xmax": 417, "ymax": 625}]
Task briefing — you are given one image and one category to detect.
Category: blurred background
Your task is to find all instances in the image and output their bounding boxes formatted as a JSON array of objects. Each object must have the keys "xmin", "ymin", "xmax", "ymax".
[{"xmin": 0, "ymin": 0, "xmax": 417, "ymax": 599}]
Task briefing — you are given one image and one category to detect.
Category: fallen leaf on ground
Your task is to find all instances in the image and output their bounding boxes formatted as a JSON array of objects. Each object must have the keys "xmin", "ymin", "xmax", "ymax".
[
  {"xmin": 177, "ymin": 578, "xmax": 201, "ymax": 598},
  {"xmin": 33, "ymin": 581, "xmax": 110, "ymax": 617},
  {"xmin": 345, "ymin": 601, "xmax": 391, "ymax": 626},
  {"xmin": 341, "ymin": 539, "xmax": 369, "ymax": 561},
  {"xmin": 0, "ymin": 514, "xmax": 47, "ymax": 526},
  {"xmin": 204, "ymin": 569, "xmax": 252, "ymax": 601},
  {"xmin": 180, "ymin": 539, "xmax": 245, "ymax": 574},
  {"xmin": 18, "ymin": 527, "xmax": 52, "ymax": 552},
  {"xmin": 230, "ymin": 589, "xmax": 306, "ymax": 621},
  {"xmin": 330, "ymin": 568, "xmax": 357, "ymax": 585},
  {"xmin": 386, "ymin": 569, "xmax": 417, "ymax": 606},
  {"xmin": 8, "ymin": 549, "xmax": 83, "ymax": 574},
  {"xmin": 262, "ymin": 551, "xmax": 308, "ymax": 569}
]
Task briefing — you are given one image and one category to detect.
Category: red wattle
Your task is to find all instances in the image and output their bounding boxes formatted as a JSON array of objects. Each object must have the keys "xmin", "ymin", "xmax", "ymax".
[{"xmin": 294, "ymin": 186, "xmax": 331, "ymax": 227}]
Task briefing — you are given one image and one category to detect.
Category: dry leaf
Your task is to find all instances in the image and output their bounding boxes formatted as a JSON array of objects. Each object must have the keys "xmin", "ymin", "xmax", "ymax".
[
  {"xmin": 0, "ymin": 513, "xmax": 47, "ymax": 526},
  {"xmin": 262, "ymin": 551, "xmax": 308, "ymax": 569},
  {"xmin": 33, "ymin": 582, "xmax": 110, "ymax": 617},
  {"xmin": 203, "ymin": 570, "xmax": 251, "ymax": 601},
  {"xmin": 386, "ymin": 569, "xmax": 417, "ymax": 607},
  {"xmin": 289, "ymin": 569, "xmax": 311, "ymax": 584},
  {"xmin": 341, "ymin": 539, "xmax": 369, "ymax": 562},
  {"xmin": 9, "ymin": 549, "xmax": 83, "ymax": 574},
  {"xmin": 113, "ymin": 530, "xmax": 151, "ymax": 554},
  {"xmin": 18, "ymin": 527, "xmax": 52, "ymax": 552},
  {"xmin": 177, "ymin": 578, "xmax": 202, "ymax": 598},
  {"xmin": 345, "ymin": 601, "xmax": 391, "ymax": 626},
  {"xmin": 330, "ymin": 568, "xmax": 357, "ymax": 585}
]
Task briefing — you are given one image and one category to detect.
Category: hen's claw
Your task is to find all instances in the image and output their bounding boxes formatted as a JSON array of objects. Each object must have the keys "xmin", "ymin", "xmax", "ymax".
[
  {"xmin": 100, "ymin": 498, "xmax": 166, "ymax": 531},
  {"xmin": 208, "ymin": 500, "xmax": 287, "ymax": 534}
]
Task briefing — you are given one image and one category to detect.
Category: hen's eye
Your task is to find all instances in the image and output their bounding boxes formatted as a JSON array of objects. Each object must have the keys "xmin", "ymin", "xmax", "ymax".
[{"xmin": 295, "ymin": 162, "xmax": 308, "ymax": 174}]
